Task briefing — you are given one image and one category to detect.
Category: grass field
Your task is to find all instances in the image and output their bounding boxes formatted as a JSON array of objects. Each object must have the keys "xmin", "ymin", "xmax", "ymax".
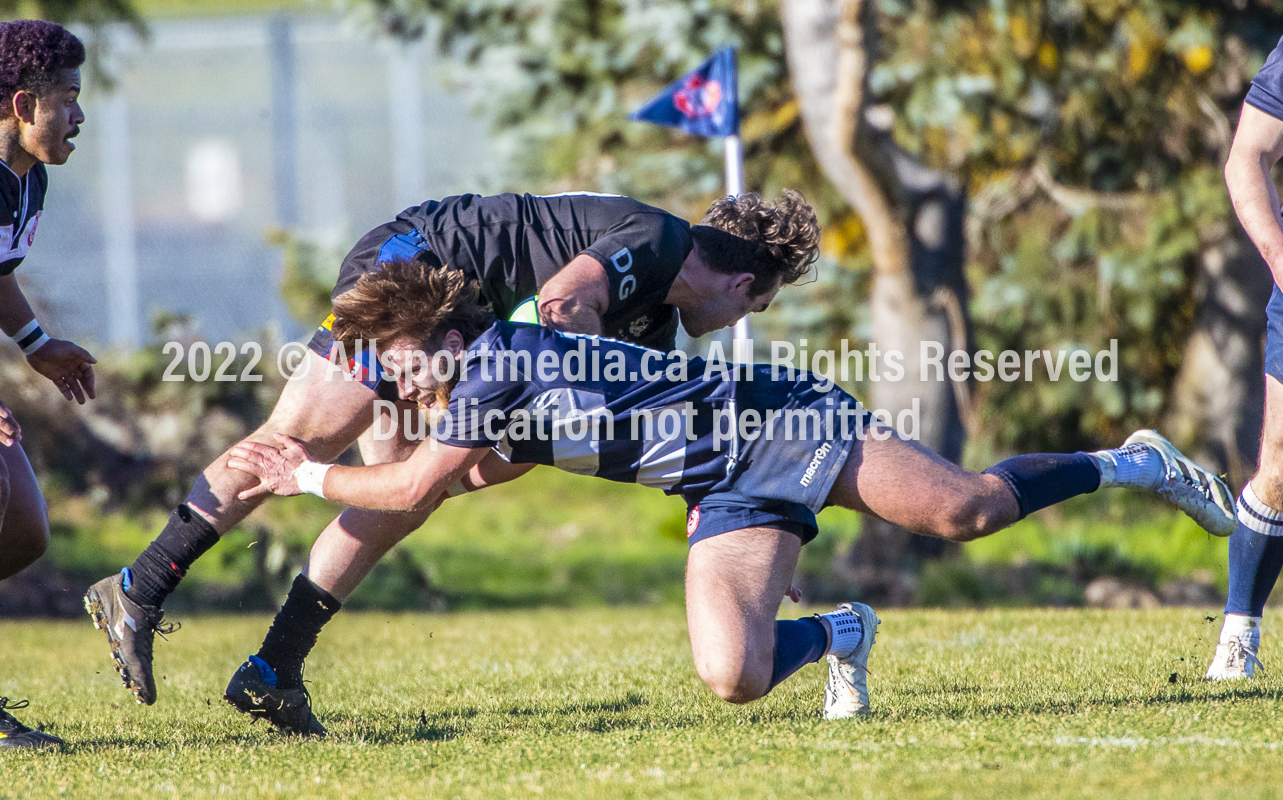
[{"xmin": 2, "ymin": 606, "xmax": 1282, "ymax": 799}]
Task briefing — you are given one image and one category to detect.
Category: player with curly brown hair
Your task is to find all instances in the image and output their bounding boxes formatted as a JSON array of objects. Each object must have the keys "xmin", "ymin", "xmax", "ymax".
[{"xmin": 85, "ymin": 189, "xmax": 822, "ymax": 715}]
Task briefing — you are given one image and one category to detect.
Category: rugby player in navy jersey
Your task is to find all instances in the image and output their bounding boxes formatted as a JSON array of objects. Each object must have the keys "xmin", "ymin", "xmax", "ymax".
[
  {"xmin": 1204, "ymin": 34, "xmax": 1283, "ymax": 679},
  {"xmin": 0, "ymin": 20, "xmax": 96, "ymax": 750},
  {"xmin": 223, "ymin": 261, "xmax": 1236, "ymax": 734},
  {"xmin": 86, "ymin": 189, "xmax": 821, "ymax": 706}
]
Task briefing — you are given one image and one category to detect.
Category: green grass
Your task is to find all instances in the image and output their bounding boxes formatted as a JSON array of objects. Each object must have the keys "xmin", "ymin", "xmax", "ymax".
[{"xmin": 3, "ymin": 607, "xmax": 1283, "ymax": 798}]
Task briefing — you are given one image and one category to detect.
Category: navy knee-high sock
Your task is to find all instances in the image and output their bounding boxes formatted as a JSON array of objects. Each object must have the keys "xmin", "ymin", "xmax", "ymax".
[
  {"xmin": 1227, "ymin": 484, "xmax": 1283, "ymax": 616},
  {"xmin": 768, "ymin": 618, "xmax": 828, "ymax": 691},
  {"xmin": 983, "ymin": 453, "xmax": 1102, "ymax": 519},
  {"xmin": 1226, "ymin": 523, "xmax": 1283, "ymax": 616}
]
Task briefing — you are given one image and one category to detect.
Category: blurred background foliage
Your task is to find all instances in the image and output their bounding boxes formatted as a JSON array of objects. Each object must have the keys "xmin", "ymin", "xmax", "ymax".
[{"xmin": 341, "ymin": 0, "xmax": 1283, "ymax": 460}]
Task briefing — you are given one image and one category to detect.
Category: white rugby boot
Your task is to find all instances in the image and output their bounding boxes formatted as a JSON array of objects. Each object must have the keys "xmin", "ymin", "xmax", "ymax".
[
  {"xmin": 1206, "ymin": 639, "xmax": 1263, "ymax": 680},
  {"xmin": 821, "ymin": 602, "xmax": 880, "ymax": 720},
  {"xmin": 1121, "ymin": 430, "xmax": 1236, "ymax": 537}
]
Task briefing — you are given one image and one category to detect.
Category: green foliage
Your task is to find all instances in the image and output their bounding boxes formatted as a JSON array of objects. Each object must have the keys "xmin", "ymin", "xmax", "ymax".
[
  {"xmin": 270, "ymin": 228, "xmax": 344, "ymax": 329},
  {"xmin": 2, "ymin": 0, "xmax": 146, "ymax": 87},
  {"xmin": 3, "ymin": 608, "xmax": 1281, "ymax": 798},
  {"xmin": 0, "ymin": 0, "xmax": 140, "ymax": 29},
  {"xmin": 351, "ymin": 0, "xmax": 846, "ymax": 227},
  {"xmin": 345, "ymin": 0, "xmax": 1283, "ymax": 454},
  {"xmin": 877, "ymin": 0, "xmax": 1283, "ymax": 451}
]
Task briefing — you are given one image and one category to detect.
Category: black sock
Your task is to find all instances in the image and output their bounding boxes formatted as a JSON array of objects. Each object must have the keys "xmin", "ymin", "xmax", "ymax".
[
  {"xmin": 123, "ymin": 504, "xmax": 221, "ymax": 608},
  {"xmin": 982, "ymin": 453, "xmax": 1102, "ymax": 519},
  {"xmin": 255, "ymin": 574, "xmax": 342, "ymax": 690}
]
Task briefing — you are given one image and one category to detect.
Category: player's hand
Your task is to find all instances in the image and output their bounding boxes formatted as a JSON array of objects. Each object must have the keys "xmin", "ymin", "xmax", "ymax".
[
  {"xmin": 228, "ymin": 434, "xmax": 313, "ymax": 499},
  {"xmin": 27, "ymin": 339, "xmax": 96, "ymax": 404},
  {"xmin": 0, "ymin": 400, "xmax": 23, "ymax": 447}
]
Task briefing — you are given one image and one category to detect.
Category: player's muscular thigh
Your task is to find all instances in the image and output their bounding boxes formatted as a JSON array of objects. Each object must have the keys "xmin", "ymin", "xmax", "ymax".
[
  {"xmin": 356, "ymin": 399, "xmax": 420, "ymax": 467},
  {"xmin": 252, "ymin": 351, "xmax": 380, "ymax": 462}
]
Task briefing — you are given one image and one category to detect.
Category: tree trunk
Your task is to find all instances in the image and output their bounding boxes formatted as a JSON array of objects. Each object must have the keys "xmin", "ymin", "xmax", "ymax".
[
  {"xmin": 1165, "ymin": 224, "xmax": 1270, "ymax": 491},
  {"xmin": 781, "ymin": 0, "xmax": 970, "ymax": 604}
]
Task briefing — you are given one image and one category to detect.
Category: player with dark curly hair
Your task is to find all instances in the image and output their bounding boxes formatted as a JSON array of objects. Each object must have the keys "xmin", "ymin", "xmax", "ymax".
[
  {"xmin": 85, "ymin": 189, "xmax": 822, "ymax": 713},
  {"xmin": 0, "ymin": 19, "xmax": 95, "ymax": 751}
]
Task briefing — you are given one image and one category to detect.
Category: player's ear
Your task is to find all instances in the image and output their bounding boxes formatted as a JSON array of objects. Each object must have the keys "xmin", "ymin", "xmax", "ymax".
[
  {"xmin": 10, "ymin": 90, "xmax": 36, "ymax": 124},
  {"xmin": 442, "ymin": 329, "xmax": 465, "ymax": 355},
  {"xmin": 732, "ymin": 273, "xmax": 755, "ymax": 295}
]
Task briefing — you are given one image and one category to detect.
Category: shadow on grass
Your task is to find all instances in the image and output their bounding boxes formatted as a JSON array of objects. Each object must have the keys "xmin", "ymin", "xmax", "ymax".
[
  {"xmin": 319, "ymin": 691, "xmax": 709, "ymax": 744},
  {"xmin": 878, "ymin": 682, "xmax": 1283, "ymax": 722},
  {"xmin": 506, "ymin": 691, "xmax": 649, "ymax": 717}
]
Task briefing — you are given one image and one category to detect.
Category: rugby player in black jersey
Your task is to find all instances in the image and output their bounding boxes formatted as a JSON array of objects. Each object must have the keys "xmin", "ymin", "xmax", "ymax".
[
  {"xmin": 222, "ymin": 262, "xmax": 1236, "ymax": 734},
  {"xmin": 86, "ymin": 189, "xmax": 822, "ymax": 707},
  {"xmin": 0, "ymin": 20, "xmax": 96, "ymax": 750}
]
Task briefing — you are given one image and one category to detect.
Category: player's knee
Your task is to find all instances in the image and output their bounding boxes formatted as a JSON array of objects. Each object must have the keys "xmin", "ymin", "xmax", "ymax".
[
  {"xmin": 696, "ymin": 661, "xmax": 770, "ymax": 705},
  {"xmin": 934, "ymin": 492, "xmax": 1003, "ymax": 542},
  {"xmin": 0, "ymin": 513, "xmax": 49, "ymax": 577}
]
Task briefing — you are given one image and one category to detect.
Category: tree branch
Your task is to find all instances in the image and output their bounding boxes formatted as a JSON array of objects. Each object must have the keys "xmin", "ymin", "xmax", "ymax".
[{"xmin": 781, "ymin": 0, "xmax": 910, "ymax": 276}]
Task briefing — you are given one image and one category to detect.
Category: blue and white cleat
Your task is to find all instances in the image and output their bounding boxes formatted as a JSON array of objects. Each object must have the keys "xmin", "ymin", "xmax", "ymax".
[
  {"xmin": 822, "ymin": 602, "xmax": 880, "ymax": 720},
  {"xmin": 1123, "ymin": 430, "xmax": 1236, "ymax": 537}
]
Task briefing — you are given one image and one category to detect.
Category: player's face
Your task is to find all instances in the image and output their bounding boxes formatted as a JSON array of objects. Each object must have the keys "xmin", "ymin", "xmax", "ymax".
[
  {"xmin": 681, "ymin": 274, "xmax": 782, "ymax": 338},
  {"xmin": 20, "ymin": 69, "xmax": 83, "ymax": 166},
  {"xmin": 385, "ymin": 334, "xmax": 463, "ymax": 405}
]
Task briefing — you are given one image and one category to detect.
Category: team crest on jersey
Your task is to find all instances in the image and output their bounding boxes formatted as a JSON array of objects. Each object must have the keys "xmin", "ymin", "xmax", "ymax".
[
  {"xmin": 1, "ymin": 211, "xmax": 39, "ymax": 264},
  {"xmin": 686, "ymin": 505, "xmax": 700, "ymax": 537},
  {"xmin": 629, "ymin": 316, "xmax": 650, "ymax": 338}
]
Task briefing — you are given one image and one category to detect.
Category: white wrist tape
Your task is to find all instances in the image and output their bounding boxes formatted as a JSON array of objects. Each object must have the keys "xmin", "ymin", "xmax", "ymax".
[
  {"xmin": 292, "ymin": 461, "xmax": 333, "ymax": 498},
  {"xmin": 13, "ymin": 319, "xmax": 49, "ymax": 356}
]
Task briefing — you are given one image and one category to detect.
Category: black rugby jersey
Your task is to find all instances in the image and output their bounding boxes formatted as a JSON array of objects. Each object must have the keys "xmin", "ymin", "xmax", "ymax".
[
  {"xmin": 0, "ymin": 161, "xmax": 46, "ymax": 276},
  {"xmin": 340, "ymin": 193, "xmax": 692, "ymax": 350}
]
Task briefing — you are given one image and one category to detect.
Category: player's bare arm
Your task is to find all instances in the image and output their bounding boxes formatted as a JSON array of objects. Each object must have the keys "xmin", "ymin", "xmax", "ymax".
[
  {"xmin": 0, "ymin": 274, "xmax": 95, "ymax": 403},
  {"xmin": 1226, "ymin": 104, "xmax": 1283, "ymax": 287},
  {"xmin": 536, "ymin": 253, "xmax": 609, "ymax": 335},
  {"xmin": 0, "ymin": 267, "xmax": 96, "ymax": 405},
  {"xmin": 229, "ymin": 433, "xmax": 487, "ymax": 513}
]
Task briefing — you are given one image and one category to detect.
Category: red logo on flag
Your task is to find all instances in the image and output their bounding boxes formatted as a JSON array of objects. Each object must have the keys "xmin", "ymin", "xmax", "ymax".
[
  {"xmin": 687, "ymin": 505, "xmax": 701, "ymax": 537},
  {"xmin": 673, "ymin": 75, "xmax": 722, "ymax": 120}
]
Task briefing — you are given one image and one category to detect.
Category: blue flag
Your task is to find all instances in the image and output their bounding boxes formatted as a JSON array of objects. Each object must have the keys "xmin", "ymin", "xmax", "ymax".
[{"xmin": 630, "ymin": 47, "xmax": 739, "ymax": 137}]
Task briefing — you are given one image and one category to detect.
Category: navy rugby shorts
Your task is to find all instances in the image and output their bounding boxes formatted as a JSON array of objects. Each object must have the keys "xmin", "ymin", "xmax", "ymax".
[
  {"xmin": 1267, "ymin": 285, "xmax": 1283, "ymax": 386},
  {"xmin": 306, "ymin": 220, "xmax": 440, "ymax": 401},
  {"xmin": 684, "ymin": 380, "xmax": 868, "ymax": 548}
]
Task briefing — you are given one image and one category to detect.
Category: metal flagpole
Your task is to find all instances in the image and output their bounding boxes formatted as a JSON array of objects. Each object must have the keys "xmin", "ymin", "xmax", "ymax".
[{"xmin": 725, "ymin": 134, "xmax": 751, "ymax": 365}]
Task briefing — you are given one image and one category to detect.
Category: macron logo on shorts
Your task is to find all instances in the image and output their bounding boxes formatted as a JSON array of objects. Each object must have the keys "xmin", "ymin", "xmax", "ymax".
[{"xmin": 800, "ymin": 443, "xmax": 833, "ymax": 487}]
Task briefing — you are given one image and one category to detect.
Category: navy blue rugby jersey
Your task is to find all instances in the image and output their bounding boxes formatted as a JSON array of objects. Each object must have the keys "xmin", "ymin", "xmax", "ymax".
[
  {"xmin": 1249, "ymin": 36, "xmax": 1283, "ymax": 120},
  {"xmin": 430, "ymin": 322, "xmax": 843, "ymax": 500},
  {"xmin": 342, "ymin": 192, "xmax": 692, "ymax": 350},
  {"xmin": 0, "ymin": 161, "xmax": 46, "ymax": 276}
]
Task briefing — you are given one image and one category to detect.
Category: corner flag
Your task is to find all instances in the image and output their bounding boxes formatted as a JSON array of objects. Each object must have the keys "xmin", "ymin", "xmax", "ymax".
[{"xmin": 630, "ymin": 47, "xmax": 738, "ymax": 138}]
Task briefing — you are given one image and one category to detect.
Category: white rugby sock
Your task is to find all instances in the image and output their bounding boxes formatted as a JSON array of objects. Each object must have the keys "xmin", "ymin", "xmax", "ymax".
[
  {"xmin": 816, "ymin": 607, "xmax": 865, "ymax": 659},
  {"xmin": 1090, "ymin": 443, "xmax": 1163, "ymax": 490},
  {"xmin": 1238, "ymin": 482, "xmax": 1283, "ymax": 536},
  {"xmin": 1221, "ymin": 614, "xmax": 1262, "ymax": 651}
]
